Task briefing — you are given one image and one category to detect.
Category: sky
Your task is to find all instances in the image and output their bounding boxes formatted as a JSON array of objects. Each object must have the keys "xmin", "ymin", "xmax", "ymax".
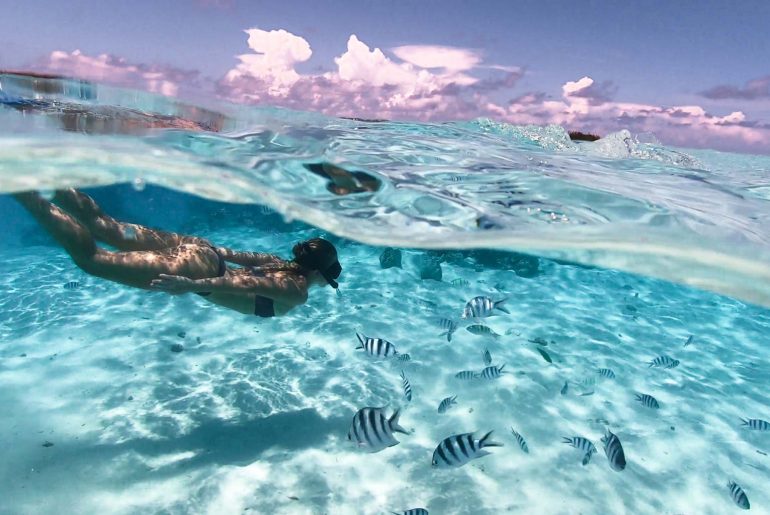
[{"xmin": 1, "ymin": 0, "xmax": 769, "ymax": 153}]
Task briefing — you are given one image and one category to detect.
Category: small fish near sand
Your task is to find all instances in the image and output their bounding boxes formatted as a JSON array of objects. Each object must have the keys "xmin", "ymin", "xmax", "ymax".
[
  {"xmin": 635, "ymin": 393, "xmax": 660, "ymax": 409},
  {"xmin": 347, "ymin": 407, "xmax": 409, "ymax": 453},
  {"xmin": 455, "ymin": 370, "xmax": 479, "ymax": 381},
  {"xmin": 479, "ymin": 364, "xmax": 505, "ymax": 379},
  {"xmin": 462, "ymin": 296, "xmax": 509, "ymax": 319},
  {"xmin": 598, "ymin": 368, "xmax": 616, "ymax": 379},
  {"xmin": 63, "ymin": 281, "xmax": 80, "ymax": 290},
  {"xmin": 528, "ymin": 337, "xmax": 551, "ymax": 346},
  {"xmin": 356, "ymin": 333, "xmax": 398, "ymax": 358},
  {"xmin": 684, "ymin": 335, "xmax": 694, "ymax": 347},
  {"xmin": 648, "ymin": 355, "xmax": 680, "ymax": 369},
  {"xmin": 397, "ymin": 353, "xmax": 412, "ymax": 363},
  {"xmin": 563, "ymin": 436, "xmax": 597, "ymax": 465},
  {"xmin": 438, "ymin": 318, "xmax": 459, "ymax": 342},
  {"xmin": 601, "ymin": 429, "xmax": 627, "ymax": 471},
  {"xmin": 510, "ymin": 428, "xmax": 530, "ymax": 454},
  {"xmin": 741, "ymin": 418, "xmax": 770, "ymax": 431},
  {"xmin": 450, "ymin": 278, "xmax": 470, "ymax": 287},
  {"xmin": 573, "ymin": 377, "xmax": 596, "ymax": 396},
  {"xmin": 536, "ymin": 347, "xmax": 553, "ymax": 364},
  {"xmin": 482, "ymin": 348, "xmax": 492, "ymax": 366},
  {"xmin": 466, "ymin": 324, "xmax": 500, "ymax": 338},
  {"xmin": 431, "ymin": 431, "xmax": 503, "ymax": 468},
  {"xmin": 727, "ymin": 481, "xmax": 750, "ymax": 510},
  {"xmin": 400, "ymin": 371, "xmax": 413, "ymax": 402},
  {"xmin": 391, "ymin": 509, "xmax": 428, "ymax": 515},
  {"xmin": 438, "ymin": 395, "xmax": 458, "ymax": 414},
  {"xmin": 560, "ymin": 381, "xmax": 569, "ymax": 395}
]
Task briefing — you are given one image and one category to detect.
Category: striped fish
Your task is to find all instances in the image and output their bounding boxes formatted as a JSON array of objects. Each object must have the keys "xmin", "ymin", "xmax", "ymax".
[
  {"xmin": 356, "ymin": 333, "xmax": 398, "ymax": 358},
  {"xmin": 577, "ymin": 377, "xmax": 597, "ymax": 391},
  {"xmin": 431, "ymin": 431, "xmax": 502, "ymax": 468},
  {"xmin": 466, "ymin": 324, "xmax": 500, "ymax": 338},
  {"xmin": 648, "ymin": 355, "xmax": 679, "ymax": 369},
  {"xmin": 397, "ymin": 353, "xmax": 411, "ymax": 363},
  {"xmin": 462, "ymin": 296, "xmax": 509, "ymax": 319},
  {"xmin": 479, "ymin": 364, "xmax": 505, "ymax": 379},
  {"xmin": 455, "ymin": 370, "xmax": 479, "ymax": 380},
  {"xmin": 598, "ymin": 368, "xmax": 616, "ymax": 379},
  {"xmin": 560, "ymin": 381, "xmax": 569, "ymax": 395},
  {"xmin": 450, "ymin": 278, "xmax": 470, "ymax": 287},
  {"xmin": 510, "ymin": 428, "xmax": 529, "ymax": 454},
  {"xmin": 347, "ymin": 407, "xmax": 409, "ymax": 452},
  {"xmin": 601, "ymin": 429, "xmax": 626, "ymax": 471},
  {"xmin": 482, "ymin": 348, "xmax": 492, "ymax": 366},
  {"xmin": 741, "ymin": 418, "xmax": 770, "ymax": 431},
  {"xmin": 728, "ymin": 481, "xmax": 750, "ymax": 510},
  {"xmin": 635, "ymin": 393, "xmax": 660, "ymax": 409},
  {"xmin": 63, "ymin": 281, "xmax": 80, "ymax": 290},
  {"xmin": 400, "ymin": 371, "xmax": 412, "ymax": 402},
  {"xmin": 563, "ymin": 436, "xmax": 597, "ymax": 465},
  {"xmin": 438, "ymin": 318, "xmax": 459, "ymax": 342},
  {"xmin": 391, "ymin": 509, "xmax": 428, "ymax": 515},
  {"xmin": 438, "ymin": 395, "xmax": 458, "ymax": 414}
]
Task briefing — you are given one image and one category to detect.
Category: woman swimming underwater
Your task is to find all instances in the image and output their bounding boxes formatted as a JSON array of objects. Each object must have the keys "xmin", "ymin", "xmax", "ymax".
[{"xmin": 14, "ymin": 189, "xmax": 342, "ymax": 317}]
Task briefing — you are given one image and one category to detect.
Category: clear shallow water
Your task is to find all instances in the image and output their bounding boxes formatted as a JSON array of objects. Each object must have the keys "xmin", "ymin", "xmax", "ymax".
[{"xmin": 1, "ymin": 73, "xmax": 770, "ymax": 514}]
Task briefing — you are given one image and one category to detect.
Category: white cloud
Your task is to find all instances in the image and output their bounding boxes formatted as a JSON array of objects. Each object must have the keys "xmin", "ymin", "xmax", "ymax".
[
  {"xmin": 390, "ymin": 45, "xmax": 482, "ymax": 71},
  {"xmin": 563, "ymin": 76, "xmax": 594, "ymax": 96},
  {"xmin": 334, "ymin": 35, "xmax": 422, "ymax": 87},
  {"xmin": 223, "ymin": 28, "xmax": 312, "ymax": 96}
]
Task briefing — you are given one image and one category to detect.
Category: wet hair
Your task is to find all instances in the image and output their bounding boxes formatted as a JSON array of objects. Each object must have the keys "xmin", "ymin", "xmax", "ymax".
[
  {"xmin": 248, "ymin": 238, "xmax": 341, "ymax": 288},
  {"xmin": 292, "ymin": 238, "xmax": 341, "ymax": 288}
]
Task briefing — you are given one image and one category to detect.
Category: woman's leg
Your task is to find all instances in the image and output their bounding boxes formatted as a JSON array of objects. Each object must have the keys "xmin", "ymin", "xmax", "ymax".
[
  {"xmin": 14, "ymin": 191, "xmax": 98, "ymax": 266},
  {"xmin": 52, "ymin": 188, "xmax": 211, "ymax": 252},
  {"xmin": 14, "ymin": 191, "xmax": 222, "ymax": 289}
]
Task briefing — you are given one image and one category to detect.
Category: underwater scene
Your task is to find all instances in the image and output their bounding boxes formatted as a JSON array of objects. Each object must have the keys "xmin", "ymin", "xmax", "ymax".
[{"xmin": 1, "ymin": 73, "xmax": 770, "ymax": 514}]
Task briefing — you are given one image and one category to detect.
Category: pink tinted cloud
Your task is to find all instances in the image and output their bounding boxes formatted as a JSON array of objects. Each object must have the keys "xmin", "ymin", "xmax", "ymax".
[
  {"xmin": 562, "ymin": 76, "xmax": 617, "ymax": 105},
  {"xmin": 218, "ymin": 31, "xmax": 514, "ymax": 119},
  {"xmin": 41, "ymin": 49, "xmax": 201, "ymax": 97},
  {"xmin": 32, "ymin": 27, "xmax": 770, "ymax": 153},
  {"xmin": 700, "ymin": 75, "xmax": 770, "ymax": 100},
  {"xmin": 223, "ymin": 28, "xmax": 312, "ymax": 96}
]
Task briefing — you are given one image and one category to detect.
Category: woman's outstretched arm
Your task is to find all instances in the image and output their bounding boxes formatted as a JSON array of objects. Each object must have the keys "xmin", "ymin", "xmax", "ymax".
[
  {"xmin": 150, "ymin": 272, "xmax": 307, "ymax": 304},
  {"xmin": 215, "ymin": 247, "xmax": 281, "ymax": 267}
]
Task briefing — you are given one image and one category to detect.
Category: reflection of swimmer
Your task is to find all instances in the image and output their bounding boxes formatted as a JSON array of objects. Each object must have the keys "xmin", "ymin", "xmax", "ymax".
[
  {"xmin": 568, "ymin": 131, "xmax": 601, "ymax": 142},
  {"xmin": 303, "ymin": 162, "xmax": 381, "ymax": 195},
  {"xmin": 13, "ymin": 189, "xmax": 341, "ymax": 317},
  {"xmin": 1, "ymin": 72, "xmax": 225, "ymax": 133}
]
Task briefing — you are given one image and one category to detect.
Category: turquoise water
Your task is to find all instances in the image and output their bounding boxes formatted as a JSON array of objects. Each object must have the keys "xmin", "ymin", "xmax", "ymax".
[{"xmin": 1, "ymin": 73, "xmax": 770, "ymax": 514}]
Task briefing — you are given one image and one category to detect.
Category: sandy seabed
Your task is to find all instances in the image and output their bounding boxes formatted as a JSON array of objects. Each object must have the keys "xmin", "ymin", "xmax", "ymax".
[{"xmin": 1, "ymin": 228, "xmax": 769, "ymax": 515}]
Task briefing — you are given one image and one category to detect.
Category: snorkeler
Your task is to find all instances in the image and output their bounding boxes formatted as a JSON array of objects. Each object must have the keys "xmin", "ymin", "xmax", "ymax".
[{"xmin": 13, "ymin": 189, "xmax": 341, "ymax": 317}]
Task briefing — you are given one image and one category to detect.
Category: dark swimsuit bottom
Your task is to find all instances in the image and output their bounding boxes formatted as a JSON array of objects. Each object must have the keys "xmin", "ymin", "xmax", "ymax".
[{"xmin": 194, "ymin": 245, "xmax": 276, "ymax": 318}]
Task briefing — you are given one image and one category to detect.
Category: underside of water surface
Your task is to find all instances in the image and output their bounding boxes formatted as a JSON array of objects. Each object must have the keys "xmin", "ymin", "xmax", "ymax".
[{"xmin": 1, "ymin": 73, "xmax": 769, "ymax": 514}]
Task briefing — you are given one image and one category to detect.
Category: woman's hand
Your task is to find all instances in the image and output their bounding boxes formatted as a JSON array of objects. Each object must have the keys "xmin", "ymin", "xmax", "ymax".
[{"xmin": 150, "ymin": 274, "xmax": 197, "ymax": 294}]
